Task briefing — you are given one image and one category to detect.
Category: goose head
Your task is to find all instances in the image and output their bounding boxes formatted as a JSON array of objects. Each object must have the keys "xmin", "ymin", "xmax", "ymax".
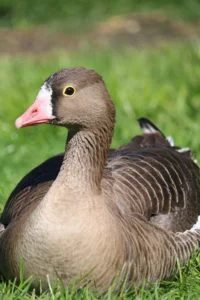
[{"xmin": 15, "ymin": 68, "xmax": 115, "ymax": 130}]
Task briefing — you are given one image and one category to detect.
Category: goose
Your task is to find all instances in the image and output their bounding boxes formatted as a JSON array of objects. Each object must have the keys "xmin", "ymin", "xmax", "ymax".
[
  {"xmin": 0, "ymin": 117, "xmax": 176, "ymax": 228},
  {"xmin": 0, "ymin": 67, "xmax": 200, "ymax": 292}
]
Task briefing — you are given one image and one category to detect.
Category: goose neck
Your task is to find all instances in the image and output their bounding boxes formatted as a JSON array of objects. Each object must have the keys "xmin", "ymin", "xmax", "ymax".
[{"xmin": 58, "ymin": 124, "xmax": 113, "ymax": 193}]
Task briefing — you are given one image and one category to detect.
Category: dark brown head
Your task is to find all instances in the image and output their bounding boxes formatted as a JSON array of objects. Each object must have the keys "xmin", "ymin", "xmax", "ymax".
[{"xmin": 15, "ymin": 67, "xmax": 115, "ymax": 131}]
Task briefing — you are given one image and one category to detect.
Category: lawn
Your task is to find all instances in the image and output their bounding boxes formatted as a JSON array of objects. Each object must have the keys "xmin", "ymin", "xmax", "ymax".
[{"xmin": 0, "ymin": 42, "xmax": 200, "ymax": 298}]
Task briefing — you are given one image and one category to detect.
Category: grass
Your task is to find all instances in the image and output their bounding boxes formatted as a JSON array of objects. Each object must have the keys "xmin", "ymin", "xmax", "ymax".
[
  {"xmin": 0, "ymin": 0, "xmax": 200, "ymax": 31},
  {"xmin": 0, "ymin": 41, "xmax": 200, "ymax": 298}
]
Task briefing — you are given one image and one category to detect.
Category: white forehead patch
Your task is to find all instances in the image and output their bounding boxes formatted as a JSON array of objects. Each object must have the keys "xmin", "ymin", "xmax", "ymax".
[
  {"xmin": 36, "ymin": 82, "xmax": 53, "ymax": 117},
  {"xmin": 37, "ymin": 82, "xmax": 52, "ymax": 99}
]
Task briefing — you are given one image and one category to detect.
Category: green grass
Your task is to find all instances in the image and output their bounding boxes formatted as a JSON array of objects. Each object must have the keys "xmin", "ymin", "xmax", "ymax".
[
  {"xmin": 0, "ymin": 0, "xmax": 200, "ymax": 31},
  {"xmin": 0, "ymin": 41, "xmax": 200, "ymax": 298}
]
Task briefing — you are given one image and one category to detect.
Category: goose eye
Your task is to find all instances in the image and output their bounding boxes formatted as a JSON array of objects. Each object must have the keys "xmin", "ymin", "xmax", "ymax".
[{"xmin": 63, "ymin": 86, "xmax": 76, "ymax": 96}]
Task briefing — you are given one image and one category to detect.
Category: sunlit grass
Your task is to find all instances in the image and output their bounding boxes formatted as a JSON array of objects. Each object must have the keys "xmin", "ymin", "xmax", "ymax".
[{"xmin": 0, "ymin": 41, "xmax": 200, "ymax": 298}]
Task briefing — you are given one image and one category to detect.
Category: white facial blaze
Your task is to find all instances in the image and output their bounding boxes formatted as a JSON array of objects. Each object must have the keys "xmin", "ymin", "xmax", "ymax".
[{"xmin": 36, "ymin": 82, "xmax": 53, "ymax": 117}]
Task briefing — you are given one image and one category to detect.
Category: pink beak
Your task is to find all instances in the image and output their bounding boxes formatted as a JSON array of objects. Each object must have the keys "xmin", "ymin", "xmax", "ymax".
[{"xmin": 15, "ymin": 97, "xmax": 55, "ymax": 129}]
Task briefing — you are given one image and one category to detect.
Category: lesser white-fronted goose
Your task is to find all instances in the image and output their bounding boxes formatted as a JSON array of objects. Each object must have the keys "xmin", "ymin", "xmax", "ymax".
[
  {"xmin": 0, "ymin": 67, "xmax": 200, "ymax": 292},
  {"xmin": 0, "ymin": 117, "xmax": 176, "ymax": 228},
  {"xmin": 0, "ymin": 116, "xmax": 190, "ymax": 231}
]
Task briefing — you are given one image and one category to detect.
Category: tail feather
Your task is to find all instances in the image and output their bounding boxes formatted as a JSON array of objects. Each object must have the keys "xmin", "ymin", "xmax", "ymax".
[
  {"xmin": 138, "ymin": 117, "xmax": 165, "ymax": 137},
  {"xmin": 138, "ymin": 118, "xmax": 196, "ymax": 161}
]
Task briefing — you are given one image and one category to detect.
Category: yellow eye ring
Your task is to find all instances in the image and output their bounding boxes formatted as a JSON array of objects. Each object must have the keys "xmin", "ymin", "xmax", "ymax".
[{"xmin": 63, "ymin": 86, "xmax": 76, "ymax": 97}]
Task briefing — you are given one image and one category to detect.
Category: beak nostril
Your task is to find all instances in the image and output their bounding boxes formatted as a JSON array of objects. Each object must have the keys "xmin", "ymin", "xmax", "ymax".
[{"xmin": 31, "ymin": 109, "xmax": 38, "ymax": 117}]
